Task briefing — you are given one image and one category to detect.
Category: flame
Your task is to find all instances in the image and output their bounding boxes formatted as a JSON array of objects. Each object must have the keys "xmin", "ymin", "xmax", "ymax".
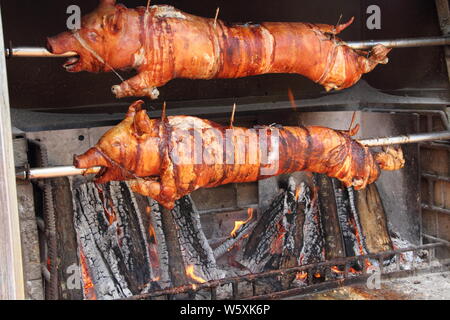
[
  {"xmin": 331, "ymin": 265, "xmax": 361, "ymax": 275},
  {"xmin": 296, "ymin": 271, "xmax": 307, "ymax": 280},
  {"xmin": 185, "ymin": 265, "xmax": 207, "ymax": 284},
  {"xmin": 294, "ymin": 185, "xmax": 303, "ymax": 201},
  {"xmin": 349, "ymin": 267, "xmax": 360, "ymax": 274},
  {"xmin": 230, "ymin": 208, "xmax": 254, "ymax": 238},
  {"xmin": 314, "ymin": 272, "xmax": 321, "ymax": 278},
  {"xmin": 79, "ymin": 247, "xmax": 97, "ymax": 300},
  {"xmin": 331, "ymin": 266, "xmax": 343, "ymax": 274},
  {"xmin": 287, "ymin": 88, "xmax": 297, "ymax": 111},
  {"xmin": 148, "ymin": 223, "xmax": 157, "ymax": 244}
]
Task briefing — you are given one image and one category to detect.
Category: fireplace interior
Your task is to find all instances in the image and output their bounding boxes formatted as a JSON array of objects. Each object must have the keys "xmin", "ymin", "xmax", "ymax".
[{"xmin": 1, "ymin": 0, "xmax": 450, "ymax": 300}]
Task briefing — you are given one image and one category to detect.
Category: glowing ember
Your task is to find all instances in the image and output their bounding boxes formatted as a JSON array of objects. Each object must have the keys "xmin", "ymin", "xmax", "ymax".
[
  {"xmin": 185, "ymin": 265, "xmax": 207, "ymax": 284},
  {"xmin": 331, "ymin": 266, "xmax": 343, "ymax": 274},
  {"xmin": 148, "ymin": 224, "xmax": 157, "ymax": 244},
  {"xmin": 349, "ymin": 267, "xmax": 360, "ymax": 274},
  {"xmin": 294, "ymin": 185, "xmax": 303, "ymax": 201},
  {"xmin": 79, "ymin": 247, "xmax": 97, "ymax": 300},
  {"xmin": 145, "ymin": 206, "xmax": 152, "ymax": 214},
  {"xmin": 314, "ymin": 272, "xmax": 321, "ymax": 278},
  {"xmin": 296, "ymin": 271, "xmax": 308, "ymax": 280},
  {"xmin": 270, "ymin": 222, "xmax": 287, "ymax": 254},
  {"xmin": 230, "ymin": 208, "xmax": 254, "ymax": 238},
  {"xmin": 331, "ymin": 265, "xmax": 361, "ymax": 275}
]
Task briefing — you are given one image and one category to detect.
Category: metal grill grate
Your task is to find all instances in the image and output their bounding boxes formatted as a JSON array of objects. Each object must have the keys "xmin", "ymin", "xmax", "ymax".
[{"xmin": 123, "ymin": 241, "xmax": 450, "ymax": 300}]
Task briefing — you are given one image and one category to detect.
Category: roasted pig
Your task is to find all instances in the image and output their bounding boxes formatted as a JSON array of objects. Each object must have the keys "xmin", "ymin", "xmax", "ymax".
[
  {"xmin": 48, "ymin": 0, "xmax": 391, "ymax": 99},
  {"xmin": 74, "ymin": 100, "xmax": 405, "ymax": 209}
]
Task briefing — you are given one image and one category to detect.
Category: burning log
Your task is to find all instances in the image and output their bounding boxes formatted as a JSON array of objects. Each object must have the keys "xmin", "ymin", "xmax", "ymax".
[
  {"xmin": 332, "ymin": 179, "xmax": 367, "ymax": 259},
  {"xmin": 170, "ymin": 196, "xmax": 225, "ymax": 283},
  {"xmin": 139, "ymin": 197, "xmax": 172, "ymax": 292},
  {"xmin": 314, "ymin": 174, "xmax": 346, "ymax": 261},
  {"xmin": 239, "ymin": 178, "xmax": 308, "ymax": 273},
  {"xmin": 296, "ymin": 184, "xmax": 326, "ymax": 268},
  {"xmin": 72, "ymin": 179, "xmax": 162, "ymax": 299},
  {"xmin": 213, "ymin": 208, "xmax": 256, "ymax": 260}
]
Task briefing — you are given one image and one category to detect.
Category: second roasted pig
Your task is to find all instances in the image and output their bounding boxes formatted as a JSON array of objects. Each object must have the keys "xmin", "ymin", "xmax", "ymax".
[{"xmin": 74, "ymin": 100, "xmax": 405, "ymax": 209}]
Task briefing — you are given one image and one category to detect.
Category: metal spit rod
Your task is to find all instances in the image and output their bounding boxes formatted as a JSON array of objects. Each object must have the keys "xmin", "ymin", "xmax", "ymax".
[
  {"xmin": 16, "ymin": 130, "xmax": 450, "ymax": 180},
  {"xmin": 5, "ymin": 36, "xmax": 450, "ymax": 58},
  {"xmin": 346, "ymin": 36, "xmax": 450, "ymax": 50}
]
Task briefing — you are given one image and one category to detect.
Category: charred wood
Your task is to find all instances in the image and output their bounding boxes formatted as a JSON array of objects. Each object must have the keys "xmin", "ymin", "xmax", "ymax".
[
  {"xmin": 240, "ymin": 178, "xmax": 305, "ymax": 273},
  {"xmin": 170, "ymin": 196, "xmax": 225, "ymax": 282},
  {"xmin": 355, "ymin": 184, "xmax": 393, "ymax": 254},
  {"xmin": 332, "ymin": 179, "xmax": 363, "ymax": 259},
  {"xmin": 314, "ymin": 174, "xmax": 346, "ymax": 261},
  {"xmin": 52, "ymin": 177, "xmax": 83, "ymax": 300},
  {"xmin": 71, "ymin": 180, "xmax": 154, "ymax": 299}
]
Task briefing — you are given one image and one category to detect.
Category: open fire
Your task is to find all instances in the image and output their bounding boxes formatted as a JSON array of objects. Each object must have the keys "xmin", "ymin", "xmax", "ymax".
[{"xmin": 68, "ymin": 169, "xmax": 441, "ymax": 300}]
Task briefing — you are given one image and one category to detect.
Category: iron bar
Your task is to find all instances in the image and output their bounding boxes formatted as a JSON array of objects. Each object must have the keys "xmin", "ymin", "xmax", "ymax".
[
  {"xmin": 422, "ymin": 203, "xmax": 450, "ymax": 216},
  {"xmin": 249, "ymin": 264, "xmax": 450, "ymax": 300},
  {"xmin": 422, "ymin": 234, "xmax": 450, "ymax": 246},
  {"xmin": 359, "ymin": 130, "xmax": 450, "ymax": 147},
  {"xmin": 5, "ymin": 47, "xmax": 76, "ymax": 58},
  {"xmin": 16, "ymin": 166, "xmax": 101, "ymax": 180},
  {"xmin": 5, "ymin": 36, "xmax": 450, "ymax": 58},
  {"xmin": 345, "ymin": 36, "xmax": 450, "ymax": 50},
  {"xmin": 422, "ymin": 172, "xmax": 450, "ymax": 182}
]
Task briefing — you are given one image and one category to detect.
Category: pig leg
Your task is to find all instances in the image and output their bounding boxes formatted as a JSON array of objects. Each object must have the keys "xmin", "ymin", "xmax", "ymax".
[
  {"xmin": 111, "ymin": 71, "xmax": 166, "ymax": 99},
  {"xmin": 129, "ymin": 178, "xmax": 177, "ymax": 209},
  {"xmin": 129, "ymin": 157, "xmax": 179, "ymax": 209}
]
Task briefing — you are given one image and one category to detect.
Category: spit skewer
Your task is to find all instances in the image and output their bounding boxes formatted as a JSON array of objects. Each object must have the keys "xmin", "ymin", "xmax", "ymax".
[
  {"xmin": 16, "ymin": 130, "xmax": 450, "ymax": 180},
  {"xmin": 5, "ymin": 36, "xmax": 450, "ymax": 58}
]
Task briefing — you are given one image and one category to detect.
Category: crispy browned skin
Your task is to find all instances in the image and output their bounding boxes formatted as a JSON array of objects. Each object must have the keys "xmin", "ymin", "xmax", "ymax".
[
  {"xmin": 74, "ymin": 101, "xmax": 405, "ymax": 209},
  {"xmin": 48, "ymin": 0, "xmax": 391, "ymax": 99}
]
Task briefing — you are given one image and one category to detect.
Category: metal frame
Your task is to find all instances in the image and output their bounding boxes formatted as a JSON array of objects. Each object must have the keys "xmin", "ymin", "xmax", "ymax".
[
  {"xmin": 122, "ymin": 242, "xmax": 449, "ymax": 300},
  {"xmin": 0, "ymin": 6, "xmax": 25, "ymax": 300}
]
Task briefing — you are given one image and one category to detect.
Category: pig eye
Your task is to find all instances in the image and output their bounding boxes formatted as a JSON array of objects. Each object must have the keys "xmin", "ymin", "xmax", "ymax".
[{"xmin": 87, "ymin": 31, "xmax": 99, "ymax": 42}]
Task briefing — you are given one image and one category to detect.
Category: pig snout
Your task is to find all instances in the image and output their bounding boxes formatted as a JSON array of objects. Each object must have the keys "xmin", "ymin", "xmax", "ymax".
[
  {"xmin": 74, "ymin": 148, "xmax": 110, "ymax": 169},
  {"xmin": 47, "ymin": 32, "xmax": 77, "ymax": 54}
]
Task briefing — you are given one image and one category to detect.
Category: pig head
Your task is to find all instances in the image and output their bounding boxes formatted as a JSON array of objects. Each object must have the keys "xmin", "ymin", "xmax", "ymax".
[
  {"xmin": 74, "ymin": 100, "xmax": 162, "ymax": 183},
  {"xmin": 47, "ymin": 0, "xmax": 142, "ymax": 73}
]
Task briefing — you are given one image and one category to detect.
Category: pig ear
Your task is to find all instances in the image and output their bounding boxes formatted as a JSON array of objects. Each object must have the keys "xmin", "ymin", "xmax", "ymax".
[
  {"xmin": 107, "ymin": 4, "xmax": 126, "ymax": 34},
  {"xmin": 133, "ymin": 109, "xmax": 152, "ymax": 137},
  {"xmin": 126, "ymin": 100, "xmax": 144, "ymax": 118},
  {"xmin": 100, "ymin": 0, "xmax": 116, "ymax": 7}
]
